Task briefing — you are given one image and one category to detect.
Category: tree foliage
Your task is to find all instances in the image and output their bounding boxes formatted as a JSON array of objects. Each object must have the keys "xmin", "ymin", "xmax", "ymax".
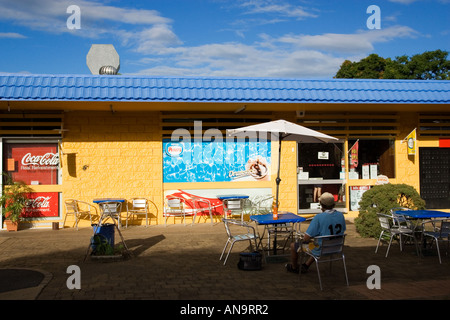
[
  {"xmin": 335, "ymin": 50, "xmax": 450, "ymax": 80},
  {"xmin": 354, "ymin": 183, "xmax": 426, "ymax": 238}
]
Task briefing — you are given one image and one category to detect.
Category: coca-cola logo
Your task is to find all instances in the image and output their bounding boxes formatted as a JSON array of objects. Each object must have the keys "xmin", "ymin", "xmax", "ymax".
[
  {"xmin": 27, "ymin": 196, "xmax": 51, "ymax": 208},
  {"xmin": 21, "ymin": 152, "xmax": 59, "ymax": 167}
]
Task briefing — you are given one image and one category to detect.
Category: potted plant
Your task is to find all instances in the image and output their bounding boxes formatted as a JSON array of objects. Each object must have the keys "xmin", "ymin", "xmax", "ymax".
[{"xmin": 0, "ymin": 173, "xmax": 32, "ymax": 231}]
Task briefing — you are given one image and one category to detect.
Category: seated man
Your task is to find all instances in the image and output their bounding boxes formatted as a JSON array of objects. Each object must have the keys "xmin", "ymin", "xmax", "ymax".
[{"xmin": 285, "ymin": 192, "xmax": 346, "ymax": 274}]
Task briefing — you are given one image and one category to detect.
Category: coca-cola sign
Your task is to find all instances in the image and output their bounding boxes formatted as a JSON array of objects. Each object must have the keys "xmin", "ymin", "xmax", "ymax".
[
  {"xmin": 21, "ymin": 152, "xmax": 59, "ymax": 168},
  {"xmin": 22, "ymin": 192, "xmax": 59, "ymax": 218},
  {"xmin": 5, "ymin": 143, "xmax": 59, "ymax": 185}
]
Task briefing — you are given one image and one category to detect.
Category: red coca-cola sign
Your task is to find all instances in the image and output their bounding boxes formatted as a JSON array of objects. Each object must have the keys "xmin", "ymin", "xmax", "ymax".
[
  {"xmin": 22, "ymin": 192, "xmax": 59, "ymax": 218},
  {"xmin": 5, "ymin": 143, "xmax": 59, "ymax": 185}
]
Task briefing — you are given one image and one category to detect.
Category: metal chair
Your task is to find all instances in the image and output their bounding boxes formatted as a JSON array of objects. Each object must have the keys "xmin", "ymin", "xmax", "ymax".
[
  {"xmin": 220, "ymin": 218, "xmax": 261, "ymax": 265},
  {"xmin": 98, "ymin": 201, "xmax": 123, "ymax": 229},
  {"xmin": 375, "ymin": 213, "xmax": 417, "ymax": 257},
  {"xmin": 164, "ymin": 196, "xmax": 193, "ymax": 226},
  {"xmin": 299, "ymin": 234, "xmax": 348, "ymax": 290},
  {"xmin": 251, "ymin": 195, "xmax": 273, "ymax": 215},
  {"xmin": 422, "ymin": 219, "xmax": 450, "ymax": 264},
  {"xmin": 191, "ymin": 196, "xmax": 213, "ymax": 225},
  {"xmin": 63, "ymin": 199, "xmax": 93, "ymax": 230},
  {"xmin": 223, "ymin": 198, "xmax": 246, "ymax": 221},
  {"xmin": 126, "ymin": 198, "xmax": 151, "ymax": 227}
]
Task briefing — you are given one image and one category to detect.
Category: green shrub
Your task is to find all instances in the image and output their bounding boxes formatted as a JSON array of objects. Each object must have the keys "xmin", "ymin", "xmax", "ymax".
[{"xmin": 354, "ymin": 183, "xmax": 425, "ymax": 238}]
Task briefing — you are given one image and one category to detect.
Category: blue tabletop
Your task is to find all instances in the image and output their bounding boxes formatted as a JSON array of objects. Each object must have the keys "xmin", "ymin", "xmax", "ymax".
[
  {"xmin": 395, "ymin": 210, "xmax": 450, "ymax": 219},
  {"xmin": 93, "ymin": 198, "xmax": 126, "ymax": 203},
  {"xmin": 251, "ymin": 212, "xmax": 306, "ymax": 225},
  {"xmin": 217, "ymin": 194, "xmax": 249, "ymax": 200}
]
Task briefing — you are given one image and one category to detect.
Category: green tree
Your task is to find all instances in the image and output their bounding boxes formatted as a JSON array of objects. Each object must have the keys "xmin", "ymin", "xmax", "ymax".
[
  {"xmin": 335, "ymin": 54, "xmax": 386, "ymax": 79},
  {"xmin": 335, "ymin": 50, "xmax": 450, "ymax": 80}
]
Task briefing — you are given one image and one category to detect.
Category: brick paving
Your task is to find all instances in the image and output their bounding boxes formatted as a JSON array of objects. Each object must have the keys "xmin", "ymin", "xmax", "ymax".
[{"xmin": 0, "ymin": 220, "xmax": 450, "ymax": 301}]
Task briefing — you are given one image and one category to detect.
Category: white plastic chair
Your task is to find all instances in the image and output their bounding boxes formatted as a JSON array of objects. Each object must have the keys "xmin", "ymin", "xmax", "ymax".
[
  {"xmin": 299, "ymin": 234, "xmax": 348, "ymax": 290},
  {"xmin": 219, "ymin": 218, "xmax": 260, "ymax": 265},
  {"xmin": 63, "ymin": 199, "xmax": 93, "ymax": 230}
]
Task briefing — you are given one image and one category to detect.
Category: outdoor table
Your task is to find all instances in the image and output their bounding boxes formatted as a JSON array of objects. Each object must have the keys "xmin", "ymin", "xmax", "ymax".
[
  {"xmin": 93, "ymin": 198, "xmax": 126, "ymax": 228},
  {"xmin": 394, "ymin": 209, "xmax": 450, "ymax": 258},
  {"xmin": 85, "ymin": 198, "xmax": 129, "ymax": 261},
  {"xmin": 395, "ymin": 210, "xmax": 450, "ymax": 219},
  {"xmin": 93, "ymin": 198, "xmax": 126, "ymax": 204},
  {"xmin": 217, "ymin": 194, "xmax": 249, "ymax": 221},
  {"xmin": 251, "ymin": 212, "xmax": 306, "ymax": 256}
]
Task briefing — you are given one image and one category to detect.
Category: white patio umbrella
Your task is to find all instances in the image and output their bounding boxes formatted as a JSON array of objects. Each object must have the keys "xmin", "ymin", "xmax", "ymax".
[{"xmin": 227, "ymin": 119, "xmax": 338, "ymax": 210}]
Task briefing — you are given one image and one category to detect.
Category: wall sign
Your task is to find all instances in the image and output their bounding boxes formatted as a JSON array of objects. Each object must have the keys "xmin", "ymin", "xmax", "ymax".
[
  {"xmin": 5, "ymin": 143, "xmax": 59, "ymax": 185},
  {"xmin": 22, "ymin": 192, "xmax": 60, "ymax": 218},
  {"xmin": 163, "ymin": 139, "xmax": 271, "ymax": 183}
]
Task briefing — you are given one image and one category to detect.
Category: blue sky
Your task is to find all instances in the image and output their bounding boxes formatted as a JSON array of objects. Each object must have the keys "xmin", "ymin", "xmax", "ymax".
[{"xmin": 0, "ymin": 0, "xmax": 449, "ymax": 78}]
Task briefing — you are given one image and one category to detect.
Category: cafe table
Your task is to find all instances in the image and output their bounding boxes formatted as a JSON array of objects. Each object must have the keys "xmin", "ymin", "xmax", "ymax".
[
  {"xmin": 85, "ymin": 198, "xmax": 129, "ymax": 261},
  {"xmin": 394, "ymin": 209, "xmax": 450, "ymax": 258},
  {"xmin": 93, "ymin": 198, "xmax": 126, "ymax": 227},
  {"xmin": 251, "ymin": 212, "xmax": 306, "ymax": 256},
  {"xmin": 394, "ymin": 209, "xmax": 450, "ymax": 219}
]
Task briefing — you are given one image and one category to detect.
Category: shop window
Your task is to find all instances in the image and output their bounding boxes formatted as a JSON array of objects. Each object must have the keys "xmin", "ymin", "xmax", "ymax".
[
  {"xmin": 297, "ymin": 143, "xmax": 345, "ymax": 211},
  {"xmin": 298, "ymin": 143, "xmax": 344, "ymax": 180},
  {"xmin": 348, "ymin": 139, "xmax": 395, "ymax": 179},
  {"xmin": 3, "ymin": 142, "xmax": 60, "ymax": 185}
]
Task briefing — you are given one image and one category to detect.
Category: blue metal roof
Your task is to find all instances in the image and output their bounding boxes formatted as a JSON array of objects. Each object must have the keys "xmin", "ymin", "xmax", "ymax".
[{"xmin": 0, "ymin": 73, "xmax": 449, "ymax": 104}]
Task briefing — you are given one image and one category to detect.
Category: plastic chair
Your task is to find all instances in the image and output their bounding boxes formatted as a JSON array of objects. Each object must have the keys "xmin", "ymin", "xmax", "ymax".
[
  {"xmin": 164, "ymin": 196, "xmax": 193, "ymax": 226},
  {"xmin": 299, "ymin": 234, "xmax": 348, "ymax": 290},
  {"xmin": 126, "ymin": 198, "xmax": 151, "ymax": 227},
  {"xmin": 422, "ymin": 219, "xmax": 450, "ymax": 264},
  {"xmin": 99, "ymin": 201, "xmax": 123, "ymax": 229},
  {"xmin": 219, "ymin": 218, "xmax": 261, "ymax": 265},
  {"xmin": 63, "ymin": 199, "xmax": 93, "ymax": 230}
]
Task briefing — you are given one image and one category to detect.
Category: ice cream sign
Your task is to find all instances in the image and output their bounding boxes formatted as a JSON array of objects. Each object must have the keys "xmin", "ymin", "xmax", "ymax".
[{"xmin": 166, "ymin": 143, "xmax": 183, "ymax": 157}]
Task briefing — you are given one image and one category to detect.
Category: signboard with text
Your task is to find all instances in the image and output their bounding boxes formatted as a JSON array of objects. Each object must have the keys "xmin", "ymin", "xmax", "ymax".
[
  {"xmin": 22, "ymin": 192, "xmax": 60, "ymax": 218},
  {"xmin": 5, "ymin": 143, "xmax": 59, "ymax": 185}
]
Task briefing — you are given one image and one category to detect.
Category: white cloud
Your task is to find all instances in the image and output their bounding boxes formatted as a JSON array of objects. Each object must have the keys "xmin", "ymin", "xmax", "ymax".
[
  {"xmin": 240, "ymin": 0, "xmax": 318, "ymax": 20},
  {"xmin": 276, "ymin": 26, "xmax": 419, "ymax": 54},
  {"xmin": 0, "ymin": 32, "xmax": 27, "ymax": 38},
  {"xmin": 0, "ymin": 0, "xmax": 172, "ymax": 38}
]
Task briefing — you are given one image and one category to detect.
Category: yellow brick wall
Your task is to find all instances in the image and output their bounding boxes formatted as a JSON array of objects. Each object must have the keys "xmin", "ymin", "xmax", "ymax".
[
  {"xmin": 61, "ymin": 111, "xmax": 163, "ymax": 227},
  {"xmin": 395, "ymin": 112, "xmax": 420, "ymax": 190}
]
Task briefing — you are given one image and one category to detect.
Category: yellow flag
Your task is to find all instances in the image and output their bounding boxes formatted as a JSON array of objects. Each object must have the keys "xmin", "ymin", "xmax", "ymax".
[{"xmin": 406, "ymin": 129, "xmax": 416, "ymax": 155}]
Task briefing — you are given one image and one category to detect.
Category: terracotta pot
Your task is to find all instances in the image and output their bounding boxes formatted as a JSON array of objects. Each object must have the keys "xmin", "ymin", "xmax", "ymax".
[{"xmin": 4, "ymin": 219, "xmax": 19, "ymax": 231}]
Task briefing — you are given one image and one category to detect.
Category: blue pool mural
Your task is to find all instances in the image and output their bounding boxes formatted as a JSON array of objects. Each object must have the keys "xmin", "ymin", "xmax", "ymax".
[{"xmin": 163, "ymin": 139, "xmax": 271, "ymax": 183}]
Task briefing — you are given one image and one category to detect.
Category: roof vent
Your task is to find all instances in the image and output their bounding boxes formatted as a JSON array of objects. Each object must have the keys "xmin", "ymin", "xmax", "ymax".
[{"xmin": 99, "ymin": 65, "xmax": 118, "ymax": 75}]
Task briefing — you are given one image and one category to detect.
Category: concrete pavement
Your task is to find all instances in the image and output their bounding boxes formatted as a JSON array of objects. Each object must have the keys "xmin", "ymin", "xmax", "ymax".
[{"xmin": 0, "ymin": 220, "xmax": 450, "ymax": 301}]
